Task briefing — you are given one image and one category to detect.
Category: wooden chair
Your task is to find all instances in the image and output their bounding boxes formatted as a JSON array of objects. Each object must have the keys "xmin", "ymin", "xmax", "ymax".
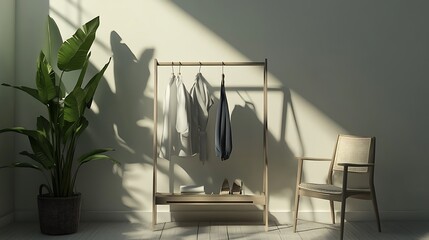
[{"xmin": 293, "ymin": 135, "xmax": 381, "ymax": 240}]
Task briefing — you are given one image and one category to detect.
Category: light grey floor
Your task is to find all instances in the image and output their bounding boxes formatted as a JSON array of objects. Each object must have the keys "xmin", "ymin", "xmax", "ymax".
[{"xmin": 0, "ymin": 220, "xmax": 428, "ymax": 240}]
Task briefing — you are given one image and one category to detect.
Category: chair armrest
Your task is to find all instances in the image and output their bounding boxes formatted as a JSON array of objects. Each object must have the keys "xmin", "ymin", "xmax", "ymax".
[
  {"xmin": 337, "ymin": 163, "xmax": 374, "ymax": 167},
  {"xmin": 295, "ymin": 157, "xmax": 332, "ymax": 185},
  {"xmin": 296, "ymin": 157, "xmax": 332, "ymax": 162},
  {"xmin": 339, "ymin": 162, "xmax": 374, "ymax": 192}
]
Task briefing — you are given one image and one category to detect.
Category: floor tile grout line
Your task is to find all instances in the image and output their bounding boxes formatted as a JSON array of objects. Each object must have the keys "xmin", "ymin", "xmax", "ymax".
[
  {"xmin": 277, "ymin": 221, "xmax": 291, "ymax": 240},
  {"xmin": 273, "ymin": 221, "xmax": 284, "ymax": 240},
  {"xmin": 158, "ymin": 222, "xmax": 165, "ymax": 240}
]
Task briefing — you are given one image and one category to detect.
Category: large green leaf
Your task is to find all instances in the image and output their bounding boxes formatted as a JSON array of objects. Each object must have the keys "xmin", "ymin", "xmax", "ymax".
[
  {"xmin": 0, "ymin": 128, "xmax": 54, "ymax": 169},
  {"xmin": 36, "ymin": 116, "xmax": 51, "ymax": 139},
  {"xmin": 77, "ymin": 148, "xmax": 115, "ymax": 164},
  {"xmin": 62, "ymin": 116, "xmax": 89, "ymax": 146},
  {"xmin": 1, "ymin": 83, "xmax": 42, "ymax": 104},
  {"xmin": 57, "ymin": 16, "xmax": 99, "ymax": 71},
  {"xmin": 28, "ymin": 134, "xmax": 54, "ymax": 168},
  {"xmin": 42, "ymin": 16, "xmax": 63, "ymax": 70},
  {"xmin": 64, "ymin": 87, "xmax": 86, "ymax": 123},
  {"xmin": 62, "ymin": 120, "xmax": 76, "ymax": 144},
  {"xmin": 78, "ymin": 154, "xmax": 115, "ymax": 166},
  {"xmin": 75, "ymin": 117, "xmax": 88, "ymax": 136},
  {"xmin": 74, "ymin": 52, "xmax": 91, "ymax": 91},
  {"xmin": 36, "ymin": 52, "xmax": 56, "ymax": 104},
  {"xmin": 0, "ymin": 127, "xmax": 42, "ymax": 139},
  {"xmin": 0, "ymin": 162, "xmax": 42, "ymax": 171},
  {"xmin": 20, "ymin": 151, "xmax": 54, "ymax": 170},
  {"xmin": 84, "ymin": 57, "xmax": 111, "ymax": 108}
]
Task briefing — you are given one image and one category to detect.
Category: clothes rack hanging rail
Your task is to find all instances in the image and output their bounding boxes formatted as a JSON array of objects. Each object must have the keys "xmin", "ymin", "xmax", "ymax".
[
  {"xmin": 152, "ymin": 59, "xmax": 269, "ymax": 231},
  {"xmin": 156, "ymin": 61, "xmax": 265, "ymax": 66}
]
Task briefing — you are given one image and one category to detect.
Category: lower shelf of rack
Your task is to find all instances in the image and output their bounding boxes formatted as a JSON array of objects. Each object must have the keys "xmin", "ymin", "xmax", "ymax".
[{"xmin": 155, "ymin": 193, "xmax": 266, "ymax": 205}]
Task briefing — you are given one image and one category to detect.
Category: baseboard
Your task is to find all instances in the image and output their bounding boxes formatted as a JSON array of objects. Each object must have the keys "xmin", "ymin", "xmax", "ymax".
[
  {"xmin": 13, "ymin": 210, "xmax": 429, "ymax": 224},
  {"xmin": 0, "ymin": 212, "xmax": 14, "ymax": 228},
  {"xmin": 13, "ymin": 211, "xmax": 36, "ymax": 222}
]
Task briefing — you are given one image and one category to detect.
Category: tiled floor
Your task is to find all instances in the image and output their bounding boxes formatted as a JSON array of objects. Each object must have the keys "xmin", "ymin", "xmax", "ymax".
[{"xmin": 0, "ymin": 220, "xmax": 428, "ymax": 239}]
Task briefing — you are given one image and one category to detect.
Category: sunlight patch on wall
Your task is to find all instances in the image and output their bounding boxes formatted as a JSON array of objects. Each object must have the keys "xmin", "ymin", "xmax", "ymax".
[
  {"xmin": 286, "ymin": 90, "xmax": 347, "ymax": 157},
  {"xmin": 122, "ymin": 163, "xmax": 152, "ymax": 211}
]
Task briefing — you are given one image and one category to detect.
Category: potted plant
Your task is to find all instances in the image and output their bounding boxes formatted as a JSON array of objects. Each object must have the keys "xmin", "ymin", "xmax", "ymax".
[{"xmin": 0, "ymin": 16, "xmax": 118, "ymax": 235}]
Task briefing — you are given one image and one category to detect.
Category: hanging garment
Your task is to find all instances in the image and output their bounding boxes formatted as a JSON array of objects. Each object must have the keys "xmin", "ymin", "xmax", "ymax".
[
  {"xmin": 159, "ymin": 74, "xmax": 193, "ymax": 160},
  {"xmin": 215, "ymin": 74, "xmax": 232, "ymax": 160},
  {"xmin": 190, "ymin": 73, "xmax": 214, "ymax": 162},
  {"xmin": 175, "ymin": 74, "xmax": 193, "ymax": 157},
  {"xmin": 159, "ymin": 74, "xmax": 177, "ymax": 160}
]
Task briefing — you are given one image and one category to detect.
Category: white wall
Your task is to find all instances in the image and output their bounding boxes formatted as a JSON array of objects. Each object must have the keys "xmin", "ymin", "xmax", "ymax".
[
  {"xmin": 12, "ymin": 0, "xmax": 49, "ymax": 220},
  {"xmin": 0, "ymin": 0, "xmax": 16, "ymax": 226},
  {"xmin": 10, "ymin": 0, "xmax": 429, "ymax": 223}
]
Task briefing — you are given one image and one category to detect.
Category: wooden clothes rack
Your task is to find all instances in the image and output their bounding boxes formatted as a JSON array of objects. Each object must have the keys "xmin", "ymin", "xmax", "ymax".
[{"xmin": 152, "ymin": 59, "xmax": 269, "ymax": 231}]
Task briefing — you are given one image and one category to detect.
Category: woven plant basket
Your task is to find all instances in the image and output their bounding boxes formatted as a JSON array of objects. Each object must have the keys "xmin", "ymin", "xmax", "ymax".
[{"xmin": 37, "ymin": 193, "xmax": 81, "ymax": 235}]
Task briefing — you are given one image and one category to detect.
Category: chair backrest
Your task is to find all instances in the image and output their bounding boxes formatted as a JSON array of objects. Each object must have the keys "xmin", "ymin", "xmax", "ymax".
[{"xmin": 329, "ymin": 135, "xmax": 376, "ymax": 188}]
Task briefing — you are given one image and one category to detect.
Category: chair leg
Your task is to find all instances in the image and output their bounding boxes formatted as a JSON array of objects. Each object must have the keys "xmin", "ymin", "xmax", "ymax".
[
  {"xmin": 330, "ymin": 200, "xmax": 335, "ymax": 224},
  {"xmin": 371, "ymin": 191, "xmax": 382, "ymax": 232},
  {"xmin": 293, "ymin": 194, "xmax": 300, "ymax": 233},
  {"xmin": 340, "ymin": 198, "xmax": 347, "ymax": 240}
]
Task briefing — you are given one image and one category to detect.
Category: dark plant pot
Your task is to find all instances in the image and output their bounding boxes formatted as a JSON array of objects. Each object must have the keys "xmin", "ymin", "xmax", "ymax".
[{"xmin": 37, "ymin": 193, "xmax": 81, "ymax": 235}]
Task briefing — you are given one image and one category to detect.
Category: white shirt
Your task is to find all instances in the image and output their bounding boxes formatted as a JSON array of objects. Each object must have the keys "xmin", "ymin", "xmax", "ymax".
[{"xmin": 159, "ymin": 74, "xmax": 193, "ymax": 160}]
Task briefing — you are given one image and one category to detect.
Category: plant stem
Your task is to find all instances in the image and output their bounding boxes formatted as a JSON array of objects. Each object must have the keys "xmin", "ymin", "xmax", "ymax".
[{"xmin": 54, "ymin": 70, "xmax": 65, "ymax": 196}]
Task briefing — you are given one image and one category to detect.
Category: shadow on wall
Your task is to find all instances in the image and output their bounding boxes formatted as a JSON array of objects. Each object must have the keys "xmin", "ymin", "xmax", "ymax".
[
  {"xmin": 78, "ymin": 31, "xmax": 155, "ymax": 218},
  {"xmin": 226, "ymin": 86, "xmax": 301, "ymax": 222}
]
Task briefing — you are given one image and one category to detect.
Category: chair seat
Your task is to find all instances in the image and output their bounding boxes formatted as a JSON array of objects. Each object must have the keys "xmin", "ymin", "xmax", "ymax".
[
  {"xmin": 299, "ymin": 182, "xmax": 371, "ymax": 195},
  {"xmin": 299, "ymin": 183, "xmax": 343, "ymax": 194}
]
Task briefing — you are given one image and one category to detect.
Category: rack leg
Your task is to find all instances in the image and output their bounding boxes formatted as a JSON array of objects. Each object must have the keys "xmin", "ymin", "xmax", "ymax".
[
  {"xmin": 152, "ymin": 204, "xmax": 157, "ymax": 230},
  {"xmin": 264, "ymin": 205, "xmax": 269, "ymax": 231}
]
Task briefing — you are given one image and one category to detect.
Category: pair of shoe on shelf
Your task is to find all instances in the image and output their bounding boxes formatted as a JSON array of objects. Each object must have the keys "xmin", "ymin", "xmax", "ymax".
[{"xmin": 220, "ymin": 178, "xmax": 243, "ymax": 195}]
